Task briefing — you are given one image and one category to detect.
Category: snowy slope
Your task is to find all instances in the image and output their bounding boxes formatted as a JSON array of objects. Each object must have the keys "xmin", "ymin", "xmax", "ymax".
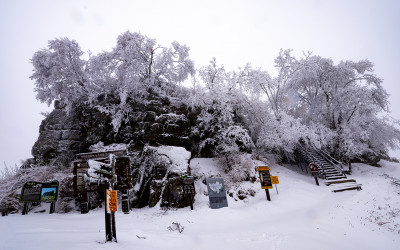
[{"xmin": 0, "ymin": 160, "xmax": 399, "ymax": 250}]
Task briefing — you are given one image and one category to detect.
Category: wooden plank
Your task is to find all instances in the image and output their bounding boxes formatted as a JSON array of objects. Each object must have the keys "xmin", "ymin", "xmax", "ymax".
[
  {"xmin": 332, "ymin": 183, "xmax": 362, "ymax": 192},
  {"xmin": 333, "ymin": 186, "xmax": 362, "ymax": 192},
  {"xmin": 326, "ymin": 176, "xmax": 346, "ymax": 180},
  {"xmin": 331, "ymin": 183, "xmax": 362, "ymax": 188},
  {"xmin": 325, "ymin": 179, "xmax": 357, "ymax": 186}
]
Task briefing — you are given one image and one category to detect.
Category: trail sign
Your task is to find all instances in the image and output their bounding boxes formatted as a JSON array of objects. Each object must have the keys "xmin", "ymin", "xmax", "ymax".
[
  {"xmin": 309, "ymin": 163, "xmax": 318, "ymax": 173},
  {"xmin": 206, "ymin": 178, "xmax": 228, "ymax": 209},
  {"xmin": 20, "ymin": 181, "xmax": 59, "ymax": 203},
  {"xmin": 258, "ymin": 166, "xmax": 273, "ymax": 189},
  {"xmin": 182, "ymin": 177, "xmax": 195, "ymax": 195},
  {"xmin": 74, "ymin": 153, "xmax": 119, "ymax": 243},
  {"xmin": 271, "ymin": 176, "xmax": 280, "ymax": 195},
  {"xmin": 271, "ymin": 176, "xmax": 279, "ymax": 184},
  {"xmin": 182, "ymin": 176, "xmax": 195, "ymax": 210},
  {"xmin": 106, "ymin": 189, "xmax": 118, "ymax": 213}
]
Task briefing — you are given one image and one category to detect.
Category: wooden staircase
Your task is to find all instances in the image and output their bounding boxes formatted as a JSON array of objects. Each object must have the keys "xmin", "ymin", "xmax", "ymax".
[{"xmin": 299, "ymin": 147, "xmax": 362, "ymax": 192}]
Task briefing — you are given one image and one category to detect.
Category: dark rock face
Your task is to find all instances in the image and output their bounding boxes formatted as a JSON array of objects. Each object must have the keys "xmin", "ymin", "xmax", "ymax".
[
  {"xmin": 32, "ymin": 96, "xmax": 197, "ymax": 166},
  {"xmin": 32, "ymin": 105, "xmax": 85, "ymax": 165},
  {"xmin": 29, "ymin": 95, "xmax": 214, "ymax": 210}
]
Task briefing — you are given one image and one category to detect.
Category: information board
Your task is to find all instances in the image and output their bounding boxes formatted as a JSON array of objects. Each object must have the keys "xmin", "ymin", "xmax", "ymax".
[
  {"xmin": 73, "ymin": 161, "xmax": 102, "ymax": 192},
  {"xmin": 115, "ymin": 157, "xmax": 132, "ymax": 190},
  {"xmin": 206, "ymin": 178, "xmax": 228, "ymax": 209},
  {"xmin": 20, "ymin": 181, "xmax": 59, "ymax": 203},
  {"xmin": 73, "ymin": 156, "xmax": 132, "ymax": 192},
  {"xmin": 258, "ymin": 166, "xmax": 273, "ymax": 189}
]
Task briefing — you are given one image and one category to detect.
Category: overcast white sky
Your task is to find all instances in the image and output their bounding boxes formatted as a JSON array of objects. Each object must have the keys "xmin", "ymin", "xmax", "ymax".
[{"xmin": 1, "ymin": 0, "xmax": 399, "ymax": 171}]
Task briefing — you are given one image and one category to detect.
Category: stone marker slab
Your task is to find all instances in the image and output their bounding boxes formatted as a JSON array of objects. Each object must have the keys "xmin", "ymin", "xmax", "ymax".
[{"xmin": 206, "ymin": 178, "xmax": 228, "ymax": 209}]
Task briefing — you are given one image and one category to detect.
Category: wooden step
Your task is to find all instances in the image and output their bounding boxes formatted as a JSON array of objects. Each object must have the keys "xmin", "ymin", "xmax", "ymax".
[
  {"xmin": 325, "ymin": 172, "xmax": 344, "ymax": 176},
  {"xmin": 332, "ymin": 184, "xmax": 362, "ymax": 192},
  {"xmin": 325, "ymin": 179, "xmax": 356, "ymax": 186},
  {"xmin": 326, "ymin": 175, "xmax": 346, "ymax": 180},
  {"xmin": 325, "ymin": 170, "xmax": 340, "ymax": 174}
]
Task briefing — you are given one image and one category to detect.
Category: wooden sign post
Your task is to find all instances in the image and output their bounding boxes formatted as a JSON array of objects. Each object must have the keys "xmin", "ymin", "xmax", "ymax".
[
  {"xmin": 258, "ymin": 166, "xmax": 273, "ymax": 201},
  {"xmin": 72, "ymin": 151, "xmax": 135, "ymax": 243},
  {"xmin": 72, "ymin": 153, "xmax": 132, "ymax": 214},
  {"xmin": 83, "ymin": 154, "xmax": 118, "ymax": 243}
]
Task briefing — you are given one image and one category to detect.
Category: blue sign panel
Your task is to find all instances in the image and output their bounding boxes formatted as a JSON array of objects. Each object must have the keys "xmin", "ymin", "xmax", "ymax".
[{"xmin": 206, "ymin": 178, "xmax": 228, "ymax": 209}]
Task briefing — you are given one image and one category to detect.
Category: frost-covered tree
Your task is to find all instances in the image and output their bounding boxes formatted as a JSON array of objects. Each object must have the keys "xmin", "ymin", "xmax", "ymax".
[
  {"xmin": 243, "ymin": 49, "xmax": 300, "ymax": 120},
  {"xmin": 30, "ymin": 38, "xmax": 87, "ymax": 112},
  {"xmin": 88, "ymin": 32, "xmax": 194, "ymax": 132},
  {"xmin": 288, "ymin": 55, "xmax": 400, "ymax": 159},
  {"xmin": 189, "ymin": 58, "xmax": 256, "ymax": 157},
  {"xmin": 231, "ymin": 50, "xmax": 399, "ymax": 161}
]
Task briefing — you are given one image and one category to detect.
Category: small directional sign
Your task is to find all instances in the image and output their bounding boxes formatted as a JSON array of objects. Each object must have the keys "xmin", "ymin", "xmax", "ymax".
[
  {"xmin": 106, "ymin": 189, "xmax": 118, "ymax": 213},
  {"xmin": 271, "ymin": 176, "xmax": 279, "ymax": 184}
]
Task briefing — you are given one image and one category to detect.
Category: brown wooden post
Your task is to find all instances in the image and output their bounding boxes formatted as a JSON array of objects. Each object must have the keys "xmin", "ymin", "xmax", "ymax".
[
  {"xmin": 105, "ymin": 183, "xmax": 113, "ymax": 242},
  {"xmin": 189, "ymin": 195, "xmax": 194, "ymax": 210},
  {"xmin": 49, "ymin": 202, "xmax": 55, "ymax": 214},
  {"xmin": 314, "ymin": 175, "xmax": 319, "ymax": 186},
  {"xmin": 265, "ymin": 189, "xmax": 271, "ymax": 201},
  {"xmin": 22, "ymin": 203, "xmax": 29, "ymax": 215},
  {"xmin": 80, "ymin": 192, "xmax": 89, "ymax": 214}
]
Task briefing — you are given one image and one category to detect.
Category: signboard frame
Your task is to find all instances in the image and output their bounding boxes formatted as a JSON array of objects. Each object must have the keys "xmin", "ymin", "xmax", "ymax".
[
  {"xmin": 258, "ymin": 166, "xmax": 273, "ymax": 189},
  {"xmin": 20, "ymin": 181, "xmax": 59, "ymax": 203}
]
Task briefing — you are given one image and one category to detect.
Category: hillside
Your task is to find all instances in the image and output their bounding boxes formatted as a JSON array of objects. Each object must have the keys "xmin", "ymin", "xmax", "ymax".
[{"xmin": 1, "ymin": 159, "xmax": 399, "ymax": 250}]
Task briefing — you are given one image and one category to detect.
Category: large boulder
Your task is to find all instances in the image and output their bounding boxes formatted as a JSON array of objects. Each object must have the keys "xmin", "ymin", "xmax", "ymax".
[{"xmin": 130, "ymin": 145, "xmax": 193, "ymax": 208}]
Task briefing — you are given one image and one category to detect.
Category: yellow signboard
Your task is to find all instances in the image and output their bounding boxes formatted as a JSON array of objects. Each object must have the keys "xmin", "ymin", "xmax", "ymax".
[
  {"xmin": 258, "ymin": 166, "xmax": 273, "ymax": 189},
  {"xmin": 258, "ymin": 166, "xmax": 270, "ymax": 171},
  {"xmin": 271, "ymin": 176, "xmax": 279, "ymax": 184},
  {"xmin": 106, "ymin": 189, "xmax": 118, "ymax": 213}
]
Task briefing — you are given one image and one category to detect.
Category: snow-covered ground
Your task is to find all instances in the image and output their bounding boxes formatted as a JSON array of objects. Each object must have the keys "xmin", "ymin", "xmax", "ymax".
[{"xmin": 1, "ymin": 159, "xmax": 399, "ymax": 250}]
